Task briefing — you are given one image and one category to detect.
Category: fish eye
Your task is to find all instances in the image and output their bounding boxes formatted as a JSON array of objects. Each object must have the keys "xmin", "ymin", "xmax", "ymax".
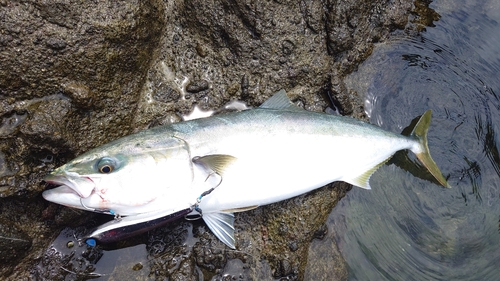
[
  {"xmin": 99, "ymin": 165, "xmax": 113, "ymax": 174},
  {"xmin": 96, "ymin": 157, "xmax": 116, "ymax": 174}
]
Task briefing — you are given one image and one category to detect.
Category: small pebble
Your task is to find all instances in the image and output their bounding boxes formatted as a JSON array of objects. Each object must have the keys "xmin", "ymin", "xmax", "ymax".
[{"xmin": 132, "ymin": 263, "xmax": 143, "ymax": 271}]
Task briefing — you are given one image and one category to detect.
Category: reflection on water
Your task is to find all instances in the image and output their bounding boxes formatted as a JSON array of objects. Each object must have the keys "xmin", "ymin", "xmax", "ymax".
[
  {"xmin": 33, "ymin": 218, "xmax": 257, "ymax": 280},
  {"xmin": 333, "ymin": 0, "xmax": 500, "ymax": 280}
]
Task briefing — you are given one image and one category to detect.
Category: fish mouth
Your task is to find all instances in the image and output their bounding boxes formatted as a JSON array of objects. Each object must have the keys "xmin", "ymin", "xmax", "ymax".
[
  {"xmin": 43, "ymin": 173, "xmax": 96, "ymax": 198},
  {"xmin": 42, "ymin": 185, "xmax": 80, "ymax": 204},
  {"xmin": 42, "ymin": 173, "xmax": 98, "ymax": 211},
  {"xmin": 44, "ymin": 174, "xmax": 76, "ymax": 190},
  {"xmin": 43, "ymin": 173, "xmax": 116, "ymax": 216}
]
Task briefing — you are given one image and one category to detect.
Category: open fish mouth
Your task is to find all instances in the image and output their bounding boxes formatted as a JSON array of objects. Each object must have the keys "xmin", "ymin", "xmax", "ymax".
[
  {"xmin": 44, "ymin": 174, "xmax": 77, "ymax": 190},
  {"xmin": 43, "ymin": 173, "xmax": 96, "ymax": 198},
  {"xmin": 42, "ymin": 184, "xmax": 84, "ymax": 209},
  {"xmin": 42, "ymin": 173, "xmax": 97, "ymax": 210}
]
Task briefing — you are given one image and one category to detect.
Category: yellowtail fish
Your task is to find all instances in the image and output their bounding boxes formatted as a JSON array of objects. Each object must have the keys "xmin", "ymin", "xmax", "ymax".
[{"xmin": 43, "ymin": 90, "xmax": 449, "ymax": 248}]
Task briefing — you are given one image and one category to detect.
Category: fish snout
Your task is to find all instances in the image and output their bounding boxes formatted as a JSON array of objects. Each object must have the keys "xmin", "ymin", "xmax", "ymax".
[{"xmin": 43, "ymin": 173, "xmax": 96, "ymax": 198}]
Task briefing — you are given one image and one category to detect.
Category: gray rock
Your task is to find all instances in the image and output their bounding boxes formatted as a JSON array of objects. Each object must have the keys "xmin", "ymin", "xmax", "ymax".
[
  {"xmin": 0, "ymin": 0, "xmax": 164, "ymax": 197},
  {"xmin": 186, "ymin": 79, "xmax": 210, "ymax": 93},
  {"xmin": 0, "ymin": 218, "xmax": 32, "ymax": 268},
  {"xmin": 0, "ymin": 0, "xmax": 436, "ymax": 279}
]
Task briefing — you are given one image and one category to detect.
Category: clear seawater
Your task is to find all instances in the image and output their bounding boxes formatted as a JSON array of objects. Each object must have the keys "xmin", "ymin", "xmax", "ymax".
[{"xmin": 330, "ymin": 1, "xmax": 500, "ymax": 280}]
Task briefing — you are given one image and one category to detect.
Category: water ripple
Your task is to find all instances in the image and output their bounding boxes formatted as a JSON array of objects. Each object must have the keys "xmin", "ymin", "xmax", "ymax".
[{"xmin": 333, "ymin": 1, "xmax": 500, "ymax": 280}]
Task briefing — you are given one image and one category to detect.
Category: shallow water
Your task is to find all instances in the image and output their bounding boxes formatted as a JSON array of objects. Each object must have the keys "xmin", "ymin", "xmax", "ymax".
[{"xmin": 331, "ymin": 1, "xmax": 500, "ymax": 280}]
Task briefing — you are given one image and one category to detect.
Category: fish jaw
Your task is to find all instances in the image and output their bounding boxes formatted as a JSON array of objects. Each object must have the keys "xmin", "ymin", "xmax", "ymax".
[
  {"xmin": 43, "ymin": 172, "xmax": 97, "ymax": 210},
  {"xmin": 42, "ymin": 185, "xmax": 87, "ymax": 210},
  {"xmin": 44, "ymin": 172, "xmax": 96, "ymax": 198}
]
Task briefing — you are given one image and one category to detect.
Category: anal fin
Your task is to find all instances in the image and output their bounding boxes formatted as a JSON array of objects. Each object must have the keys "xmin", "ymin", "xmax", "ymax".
[
  {"xmin": 350, "ymin": 157, "xmax": 392, "ymax": 189},
  {"xmin": 203, "ymin": 212, "xmax": 236, "ymax": 249}
]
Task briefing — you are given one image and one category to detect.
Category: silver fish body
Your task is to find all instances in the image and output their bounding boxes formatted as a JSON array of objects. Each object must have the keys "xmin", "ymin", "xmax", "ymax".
[{"xmin": 43, "ymin": 90, "xmax": 449, "ymax": 248}]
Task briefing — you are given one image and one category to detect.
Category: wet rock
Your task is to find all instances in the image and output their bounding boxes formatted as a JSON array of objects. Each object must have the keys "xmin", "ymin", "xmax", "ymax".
[
  {"xmin": 0, "ymin": 198, "xmax": 49, "ymax": 278},
  {"xmin": 301, "ymin": 0, "xmax": 324, "ymax": 34},
  {"xmin": 0, "ymin": 218, "xmax": 32, "ymax": 264},
  {"xmin": 412, "ymin": 0, "xmax": 442, "ymax": 31},
  {"xmin": 0, "ymin": 0, "xmax": 164, "ymax": 278},
  {"xmin": 0, "ymin": 112, "xmax": 28, "ymax": 137},
  {"xmin": 0, "ymin": 0, "xmax": 437, "ymax": 279},
  {"xmin": 274, "ymin": 259, "xmax": 295, "ymax": 278},
  {"xmin": 36, "ymin": 2, "xmax": 78, "ymax": 29},
  {"xmin": 29, "ymin": 181, "xmax": 349, "ymax": 280},
  {"xmin": 45, "ymin": 38, "xmax": 66, "ymax": 50},
  {"xmin": 312, "ymin": 223, "xmax": 329, "ymax": 240},
  {"xmin": 186, "ymin": 79, "xmax": 210, "ymax": 93},
  {"xmin": 153, "ymin": 83, "xmax": 182, "ymax": 103},
  {"xmin": 325, "ymin": 0, "xmax": 413, "ymax": 73},
  {"xmin": 281, "ymin": 40, "xmax": 295, "ymax": 56},
  {"xmin": 303, "ymin": 219, "xmax": 349, "ymax": 281},
  {"xmin": 329, "ymin": 74, "xmax": 359, "ymax": 117},
  {"xmin": 30, "ymin": 227, "xmax": 105, "ymax": 281},
  {"xmin": 1, "ymin": 0, "xmax": 164, "ymax": 196},
  {"xmin": 195, "ymin": 43, "xmax": 208, "ymax": 58},
  {"xmin": 241, "ymin": 74, "xmax": 250, "ymax": 98},
  {"xmin": 288, "ymin": 241, "xmax": 299, "ymax": 252},
  {"xmin": 62, "ymin": 83, "xmax": 94, "ymax": 109},
  {"xmin": 227, "ymin": 82, "xmax": 240, "ymax": 96}
]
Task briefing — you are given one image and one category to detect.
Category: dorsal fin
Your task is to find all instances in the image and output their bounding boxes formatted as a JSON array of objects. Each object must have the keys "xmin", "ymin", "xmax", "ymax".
[{"xmin": 259, "ymin": 89, "xmax": 303, "ymax": 111}]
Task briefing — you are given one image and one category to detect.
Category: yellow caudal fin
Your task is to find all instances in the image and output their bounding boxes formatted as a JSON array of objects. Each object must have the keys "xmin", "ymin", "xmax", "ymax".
[{"xmin": 411, "ymin": 110, "xmax": 451, "ymax": 188}]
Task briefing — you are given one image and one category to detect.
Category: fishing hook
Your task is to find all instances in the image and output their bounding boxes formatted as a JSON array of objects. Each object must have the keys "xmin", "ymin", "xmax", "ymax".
[
  {"xmin": 79, "ymin": 197, "xmax": 120, "ymax": 221},
  {"xmin": 185, "ymin": 172, "xmax": 223, "ymax": 220}
]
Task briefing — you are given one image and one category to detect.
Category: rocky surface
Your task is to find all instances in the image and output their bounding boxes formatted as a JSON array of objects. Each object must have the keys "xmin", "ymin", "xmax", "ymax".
[{"xmin": 0, "ymin": 0, "xmax": 432, "ymax": 279}]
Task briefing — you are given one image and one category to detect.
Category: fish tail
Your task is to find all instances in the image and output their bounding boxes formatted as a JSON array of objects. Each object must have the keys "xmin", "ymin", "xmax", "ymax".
[{"xmin": 410, "ymin": 110, "xmax": 450, "ymax": 188}]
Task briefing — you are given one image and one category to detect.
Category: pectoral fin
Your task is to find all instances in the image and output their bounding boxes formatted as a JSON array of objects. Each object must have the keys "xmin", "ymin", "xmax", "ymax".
[
  {"xmin": 203, "ymin": 212, "xmax": 236, "ymax": 249},
  {"xmin": 192, "ymin": 154, "xmax": 237, "ymax": 176}
]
